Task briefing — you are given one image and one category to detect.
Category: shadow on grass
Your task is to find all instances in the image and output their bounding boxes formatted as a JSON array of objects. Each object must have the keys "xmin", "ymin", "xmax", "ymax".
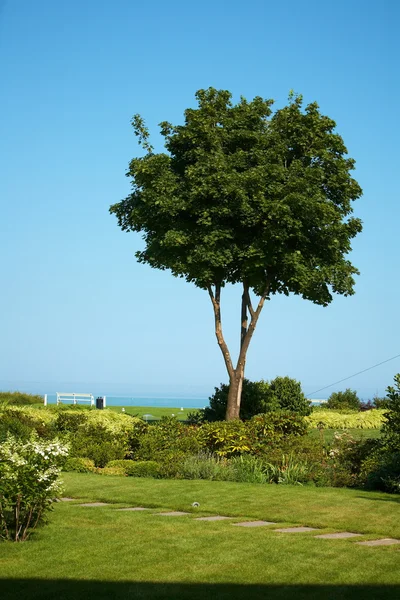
[
  {"xmin": 355, "ymin": 495, "xmax": 400, "ymax": 504},
  {"xmin": 1, "ymin": 580, "xmax": 400, "ymax": 600}
]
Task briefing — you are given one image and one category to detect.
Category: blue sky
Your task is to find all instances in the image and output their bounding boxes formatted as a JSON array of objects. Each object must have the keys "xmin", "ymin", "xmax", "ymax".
[{"xmin": 0, "ymin": 0, "xmax": 398, "ymax": 400}]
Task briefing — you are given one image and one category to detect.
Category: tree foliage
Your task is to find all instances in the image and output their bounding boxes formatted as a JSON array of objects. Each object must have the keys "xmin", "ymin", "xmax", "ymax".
[
  {"xmin": 110, "ymin": 88, "xmax": 362, "ymax": 420},
  {"xmin": 326, "ymin": 388, "xmax": 361, "ymax": 411},
  {"xmin": 204, "ymin": 376, "xmax": 311, "ymax": 421},
  {"xmin": 382, "ymin": 374, "xmax": 400, "ymax": 451}
]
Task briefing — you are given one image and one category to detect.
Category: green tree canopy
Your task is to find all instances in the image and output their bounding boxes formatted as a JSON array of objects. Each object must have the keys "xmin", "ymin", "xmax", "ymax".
[{"xmin": 111, "ymin": 88, "xmax": 362, "ymax": 420}]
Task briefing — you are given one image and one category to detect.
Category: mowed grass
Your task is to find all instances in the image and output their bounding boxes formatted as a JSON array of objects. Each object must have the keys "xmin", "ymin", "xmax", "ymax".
[
  {"xmin": 1, "ymin": 475, "xmax": 399, "ymax": 600},
  {"xmin": 107, "ymin": 405, "xmax": 196, "ymax": 420}
]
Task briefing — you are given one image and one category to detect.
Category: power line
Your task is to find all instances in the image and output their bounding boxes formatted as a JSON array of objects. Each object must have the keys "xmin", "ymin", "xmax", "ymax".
[{"xmin": 308, "ymin": 353, "xmax": 400, "ymax": 397}]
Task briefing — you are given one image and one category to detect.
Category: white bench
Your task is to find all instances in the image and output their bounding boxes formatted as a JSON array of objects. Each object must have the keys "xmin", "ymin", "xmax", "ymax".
[{"xmin": 56, "ymin": 392, "xmax": 95, "ymax": 406}]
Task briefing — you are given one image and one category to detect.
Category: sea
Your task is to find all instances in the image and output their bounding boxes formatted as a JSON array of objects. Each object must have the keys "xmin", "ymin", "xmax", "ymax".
[
  {"xmin": 41, "ymin": 394, "xmax": 324, "ymax": 408},
  {"xmin": 42, "ymin": 394, "xmax": 209, "ymax": 409}
]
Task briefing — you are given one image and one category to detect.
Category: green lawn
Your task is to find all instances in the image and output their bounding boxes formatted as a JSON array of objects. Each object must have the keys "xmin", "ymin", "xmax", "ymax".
[
  {"xmin": 107, "ymin": 405, "xmax": 196, "ymax": 420},
  {"xmin": 1, "ymin": 474, "xmax": 399, "ymax": 600}
]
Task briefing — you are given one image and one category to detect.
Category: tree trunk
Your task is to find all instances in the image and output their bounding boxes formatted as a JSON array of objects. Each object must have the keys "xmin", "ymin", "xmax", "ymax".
[
  {"xmin": 226, "ymin": 370, "xmax": 245, "ymax": 420},
  {"xmin": 208, "ymin": 280, "xmax": 271, "ymax": 421}
]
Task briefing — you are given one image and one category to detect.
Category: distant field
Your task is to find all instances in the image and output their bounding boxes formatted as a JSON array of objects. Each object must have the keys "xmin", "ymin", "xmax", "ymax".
[{"xmin": 107, "ymin": 405, "xmax": 196, "ymax": 420}]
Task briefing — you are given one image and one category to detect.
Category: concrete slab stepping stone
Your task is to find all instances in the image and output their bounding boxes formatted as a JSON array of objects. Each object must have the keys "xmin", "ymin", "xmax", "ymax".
[
  {"xmin": 116, "ymin": 507, "xmax": 150, "ymax": 511},
  {"xmin": 356, "ymin": 538, "xmax": 400, "ymax": 546},
  {"xmin": 274, "ymin": 527, "xmax": 319, "ymax": 533},
  {"xmin": 60, "ymin": 497, "xmax": 76, "ymax": 502},
  {"xmin": 195, "ymin": 516, "xmax": 232, "ymax": 521},
  {"xmin": 233, "ymin": 520, "xmax": 277, "ymax": 527},
  {"xmin": 79, "ymin": 502, "xmax": 109, "ymax": 507},
  {"xmin": 156, "ymin": 511, "xmax": 190, "ymax": 516},
  {"xmin": 315, "ymin": 532, "xmax": 362, "ymax": 539}
]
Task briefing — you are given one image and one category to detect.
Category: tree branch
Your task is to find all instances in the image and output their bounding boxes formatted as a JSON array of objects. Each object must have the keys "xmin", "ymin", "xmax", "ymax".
[
  {"xmin": 243, "ymin": 283, "xmax": 255, "ymax": 319},
  {"xmin": 236, "ymin": 279, "xmax": 271, "ymax": 370},
  {"xmin": 207, "ymin": 284, "xmax": 235, "ymax": 379}
]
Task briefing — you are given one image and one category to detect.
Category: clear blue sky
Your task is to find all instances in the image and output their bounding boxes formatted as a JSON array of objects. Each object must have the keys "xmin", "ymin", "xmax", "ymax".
[{"xmin": 0, "ymin": 0, "xmax": 398, "ymax": 400}]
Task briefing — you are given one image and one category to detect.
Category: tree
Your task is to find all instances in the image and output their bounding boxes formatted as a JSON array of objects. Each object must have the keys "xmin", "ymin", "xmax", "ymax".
[
  {"xmin": 110, "ymin": 88, "xmax": 362, "ymax": 421},
  {"xmin": 382, "ymin": 374, "xmax": 400, "ymax": 450},
  {"xmin": 326, "ymin": 388, "xmax": 361, "ymax": 411},
  {"xmin": 204, "ymin": 379, "xmax": 277, "ymax": 421}
]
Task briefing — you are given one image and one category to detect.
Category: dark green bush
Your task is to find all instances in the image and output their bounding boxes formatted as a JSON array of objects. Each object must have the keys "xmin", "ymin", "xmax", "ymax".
[
  {"xmin": 0, "ymin": 408, "xmax": 54, "ymax": 441},
  {"xmin": 382, "ymin": 374, "xmax": 400, "ymax": 451},
  {"xmin": 135, "ymin": 417, "xmax": 202, "ymax": 461},
  {"xmin": 326, "ymin": 388, "xmax": 361, "ymax": 411},
  {"xmin": 55, "ymin": 411, "xmax": 88, "ymax": 433},
  {"xmin": 204, "ymin": 377, "xmax": 311, "ymax": 422},
  {"xmin": 204, "ymin": 379, "xmax": 276, "ymax": 421},
  {"xmin": 70, "ymin": 431, "xmax": 128, "ymax": 467},
  {"xmin": 264, "ymin": 376, "xmax": 312, "ymax": 416}
]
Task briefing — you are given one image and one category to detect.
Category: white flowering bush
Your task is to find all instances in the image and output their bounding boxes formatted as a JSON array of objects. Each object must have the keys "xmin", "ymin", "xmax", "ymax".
[{"xmin": 0, "ymin": 435, "xmax": 68, "ymax": 542}]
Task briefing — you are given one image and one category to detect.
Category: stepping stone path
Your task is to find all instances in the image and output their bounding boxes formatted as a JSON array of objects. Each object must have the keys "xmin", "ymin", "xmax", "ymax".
[
  {"xmin": 233, "ymin": 520, "xmax": 276, "ymax": 527},
  {"xmin": 195, "ymin": 516, "xmax": 232, "ymax": 521},
  {"xmin": 116, "ymin": 507, "xmax": 150, "ymax": 511},
  {"xmin": 66, "ymin": 501, "xmax": 400, "ymax": 548},
  {"xmin": 156, "ymin": 511, "xmax": 190, "ymax": 516},
  {"xmin": 275, "ymin": 527, "xmax": 319, "ymax": 533},
  {"xmin": 356, "ymin": 538, "xmax": 400, "ymax": 546},
  {"xmin": 315, "ymin": 532, "xmax": 362, "ymax": 539},
  {"xmin": 79, "ymin": 502, "xmax": 109, "ymax": 507}
]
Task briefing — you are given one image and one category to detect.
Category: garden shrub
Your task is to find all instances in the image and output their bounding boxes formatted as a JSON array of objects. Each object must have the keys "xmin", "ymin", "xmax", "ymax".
[
  {"xmin": 326, "ymin": 389, "xmax": 361, "ymax": 411},
  {"xmin": 228, "ymin": 454, "xmax": 268, "ymax": 484},
  {"xmin": 69, "ymin": 432, "xmax": 128, "ymax": 467},
  {"xmin": 179, "ymin": 452, "xmax": 231, "ymax": 481},
  {"xmin": 0, "ymin": 407, "xmax": 55, "ymax": 441},
  {"xmin": 263, "ymin": 454, "xmax": 313, "ymax": 485},
  {"xmin": 135, "ymin": 417, "xmax": 202, "ymax": 461},
  {"xmin": 264, "ymin": 376, "xmax": 312, "ymax": 416},
  {"xmin": 204, "ymin": 379, "xmax": 276, "ymax": 421},
  {"xmin": 55, "ymin": 411, "xmax": 88, "ymax": 433},
  {"xmin": 382, "ymin": 374, "xmax": 400, "ymax": 451},
  {"xmin": 0, "ymin": 435, "xmax": 68, "ymax": 542},
  {"xmin": 204, "ymin": 377, "xmax": 311, "ymax": 421},
  {"xmin": 306, "ymin": 409, "xmax": 385, "ymax": 429},
  {"xmin": 107, "ymin": 459, "xmax": 160, "ymax": 478},
  {"xmin": 63, "ymin": 457, "xmax": 95, "ymax": 473},
  {"xmin": 0, "ymin": 411, "xmax": 35, "ymax": 442},
  {"xmin": 199, "ymin": 420, "xmax": 253, "ymax": 457},
  {"xmin": 0, "ymin": 391, "xmax": 43, "ymax": 406}
]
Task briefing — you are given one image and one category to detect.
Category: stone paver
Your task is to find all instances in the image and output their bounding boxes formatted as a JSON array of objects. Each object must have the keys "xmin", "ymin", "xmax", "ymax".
[
  {"xmin": 315, "ymin": 532, "xmax": 362, "ymax": 539},
  {"xmin": 156, "ymin": 511, "xmax": 190, "ymax": 516},
  {"xmin": 233, "ymin": 520, "xmax": 277, "ymax": 527},
  {"xmin": 195, "ymin": 516, "xmax": 232, "ymax": 521},
  {"xmin": 79, "ymin": 502, "xmax": 109, "ymax": 507},
  {"xmin": 274, "ymin": 527, "xmax": 319, "ymax": 533},
  {"xmin": 116, "ymin": 507, "xmax": 150, "ymax": 511},
  {"xmin": 60, "ymin": 497, "xmax": 76, "ymax": 502},
  {"xmin": 356, "ymin": 538, "xmax": 400, "ymax": 547}
]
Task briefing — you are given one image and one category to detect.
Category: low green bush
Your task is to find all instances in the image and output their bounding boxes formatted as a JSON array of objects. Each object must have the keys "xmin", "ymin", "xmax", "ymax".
[
  {"xmin": 135, "ymin": 417, "xmax": 202, "ymax": 461},
  {"xmin": 107, "ymin": 460, "xmax": 160, "ymax": 478},
  {"xmin": 0, "ymin": 391, "xmax": 43, "ymax": 406},
  {"xmin": 63, "ymin": 457, "xmax": 95, "ymax": 473},
  {"xmin": 306, "ymin": 409, "xmax": 385, "ymax": 429},
  {"xmin": 179, "ymin": 452, "xmax": 230, "ymax": 481}
]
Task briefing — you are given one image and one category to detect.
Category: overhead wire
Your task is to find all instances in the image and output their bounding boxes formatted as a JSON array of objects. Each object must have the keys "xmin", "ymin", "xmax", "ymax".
[{"xmin": 307, "ymin": 353, "xmax": 400, "ymax": 396}]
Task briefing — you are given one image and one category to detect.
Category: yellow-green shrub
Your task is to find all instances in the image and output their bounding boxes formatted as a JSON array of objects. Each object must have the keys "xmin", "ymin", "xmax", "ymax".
[{"xmin": 306, "ymin": 409, "xmax": 385, "ymax": 429}]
